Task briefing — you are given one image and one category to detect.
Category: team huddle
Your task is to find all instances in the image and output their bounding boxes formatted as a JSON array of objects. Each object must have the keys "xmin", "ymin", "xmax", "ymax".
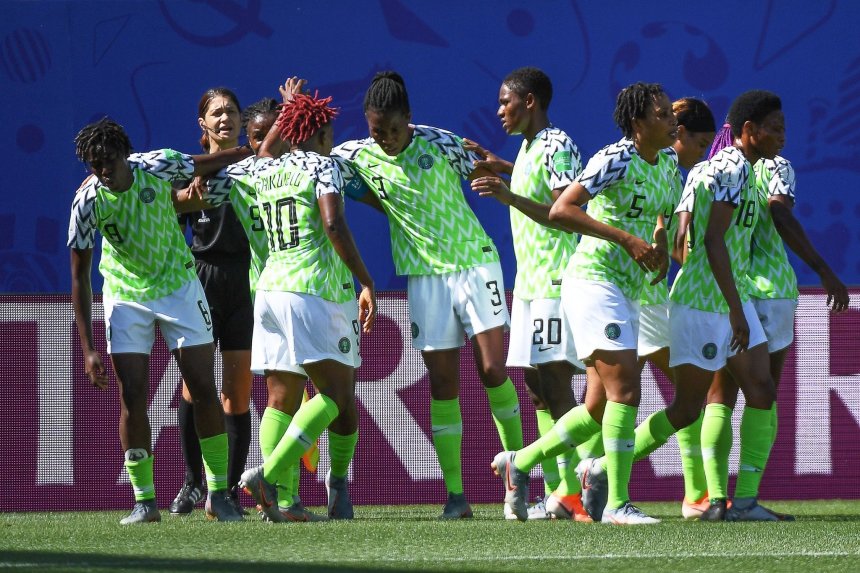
[{"xmin": 67, "ymin": 68, "xmax": 849, "ymax": 526}]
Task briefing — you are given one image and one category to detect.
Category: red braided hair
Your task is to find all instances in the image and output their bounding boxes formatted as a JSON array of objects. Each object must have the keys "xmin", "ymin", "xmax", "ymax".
[{"xmin": 276, "ymin": 92, "xmax": 339, "ymax": 145}]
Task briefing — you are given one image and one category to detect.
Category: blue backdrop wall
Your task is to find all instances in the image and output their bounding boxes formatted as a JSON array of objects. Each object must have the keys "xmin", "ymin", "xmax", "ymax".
[{"xmin": 3, "ymin": 0, "xmax": 859, "ymax": 293}]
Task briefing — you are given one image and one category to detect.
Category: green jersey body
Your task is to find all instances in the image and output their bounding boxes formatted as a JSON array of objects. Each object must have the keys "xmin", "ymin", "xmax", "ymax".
[
  {"xmin": 566, "ymin": 138, "xmax": 677, "ymax": 301},
  {"xmin": 670, "ymin": 146, "xmax": 759, "ymax": 313},
  {"xmin": 67, "ymin": 149, "xmax": 197, "ymax": 301},
  {"xmin": 333, "ymin": 124, "xmax": 499, "ymax": 276},
  {"xmin": 252, "ymin": 151, "xmax": 354, "ymax": 303},
  {"xmin": 510, "ymin": 126, "xmax": 581, "ymax": 300},
  {"xmin": 748, "ymin": 156, "xmax": 799, "ymax": 300}
]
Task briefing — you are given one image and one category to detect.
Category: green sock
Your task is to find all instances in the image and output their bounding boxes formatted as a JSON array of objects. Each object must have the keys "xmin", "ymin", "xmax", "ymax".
[
  {"xmin": 125, "ymin": 454, "xmax": 155, "ymax": 501},
  {"xmin": 431, "ymin": 398, "xmax": 463, "ymax": 495},
  {"xmin": 575, "ymin": 430, "xmax": 604, "ymax": 460},
  {"xmin": 676, "ymin": 410, "xmax": 707, "ymax": 501},
  {"xmin": 515, "ymin": 404, "xmax": 600, "ymax": 473},
  {"xmin": 702, "ymin": 403, "xmax": 733, "ymax": 500},
  {"xmin": 329, "ymin": 430, "xmax": 358, "ymax": 479},
  {"xmin": 535, "ymin": 409, "xmax": 561, "ymax": 495},
  {"xmin": 734, "ymin": 405, "xmax": 774, "ymax": 499},
  {"xmin": 287, "ymin": 464, "xmax": 300, "ymax": 499},
  {"xmin": 200, "ymin": 433, "xmax": 229, "ymax": 493},
  {"xmin": 603, "ymin": 401, "xmax": 637, "ymax": 511},
  {"xmin": 632, "ymin": 409, "xmax": 677, "ymax": 462},
  {"xmin": 263, "ymin": 394, "xmax": 338, "ymax": 484},
  {"xmin": 553, "ymin": 448, "xmax": 583, "ymax": 496},
  {"xmin": 485, "ymin": 378, "xmax": 523, "ymax": 451},
  {"xmin": 259, "ymin": 407, "xmax": 294, "ymax": 507}
]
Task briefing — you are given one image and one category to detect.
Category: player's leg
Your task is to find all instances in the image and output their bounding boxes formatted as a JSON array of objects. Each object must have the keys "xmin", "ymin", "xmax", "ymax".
[
  {"xmin": 171, "ymin": 381, "xmax": 205, "ymax": 516},
  {"xmin": 112, "ymin": 352, "xmax": 160, "ymax": 524},
  {"xmin": 472, "ymin": 325, "xmax": 523, "ymax": 452},
  {"xmin": 701, "ymin": 367, "xmax": 737, "ymax": 520},
  {"xmin": 326, "ymin": 372, "xmax": 359, "ymax": 520}
]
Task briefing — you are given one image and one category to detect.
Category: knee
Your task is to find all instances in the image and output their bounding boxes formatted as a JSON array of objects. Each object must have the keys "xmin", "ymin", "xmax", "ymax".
[
  {"xmin": 478, "ymin": 362, "xmax": 507, "ymax": 386},
  {"xmin": 743, "ymin": 376, "xmax": 776, "ymax": 409}
]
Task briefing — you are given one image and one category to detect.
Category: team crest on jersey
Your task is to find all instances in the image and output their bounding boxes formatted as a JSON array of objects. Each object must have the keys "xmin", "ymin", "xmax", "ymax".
[
  {"xmin": 417, "ymin": 154, "xmax": 434, "ymax": 170},
  {"xmin": 702, "ymin": 343, "xmax": 717, "ymax": 359},
  {"xmin": 338, "ymin": 337, "xmax": 351, "ymax": 353},
  {"xmin": 604, "ymin": 323, "xmax": 621, "ymax": 340},
  {"xmin": 139, "ymin": 187, "xmax": 156, "ymax": 203},
  {"xmin": 411, "ymin": 322, "xmax": 419, "ymax": 339}
]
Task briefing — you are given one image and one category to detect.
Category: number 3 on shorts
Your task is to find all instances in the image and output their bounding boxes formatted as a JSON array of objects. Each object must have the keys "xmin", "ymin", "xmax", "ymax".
[{"xmin": 485, "ymin": 280, "xmax": 502, "ymax": 308}]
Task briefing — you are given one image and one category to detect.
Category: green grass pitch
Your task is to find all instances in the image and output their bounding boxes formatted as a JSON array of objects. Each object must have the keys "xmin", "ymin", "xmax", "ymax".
[{"xmin": 2, "ymin": 501, "xmax": 859, "ymax": 572}]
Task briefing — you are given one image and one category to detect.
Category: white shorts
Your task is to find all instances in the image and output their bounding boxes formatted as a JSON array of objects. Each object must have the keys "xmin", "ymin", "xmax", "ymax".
[
  {"xmin": 507, "ymin": 296, "xmax": 584, "ymax": 370},
  {"xmin": 638, "ymin": 302, "xmax": 670, "ymax": 356},
  {"xmin": 408, "ymin": 262, "xmax": 510, "ymax": 351},
  {"xmin": 103, "ymin": 279, "xmax": 214, "ymax": 354},
  {"xmin": 668, "ymin": 300, "xmax": 767, "ymax": 371},
  {"xmin": 251, "ymin": 291, "xmax": 360, "ymax": 375},
  {"xmin": 752, "ymin": 297, "xmax": 797, "ymax": 353},
  {"xmin": 562, "ymin": 278, "xmax": 639, "ymax": 361}
]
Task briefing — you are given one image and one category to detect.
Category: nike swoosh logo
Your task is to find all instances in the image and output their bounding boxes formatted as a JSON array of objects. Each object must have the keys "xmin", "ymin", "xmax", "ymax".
[
  {"xmin": 493, "ymin": 309, "xmax": 503, "ymax": 315},
  {"xmin": 538, "ymin": 346, "xmax": 552, "ymax": 352}
]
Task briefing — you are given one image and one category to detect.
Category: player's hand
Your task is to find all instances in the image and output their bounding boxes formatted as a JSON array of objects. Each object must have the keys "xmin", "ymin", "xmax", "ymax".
[
  {"xmin": 821, "ymin": 270, "xmax": 849, "ymax": 313},
  {"xmin": 279, "ymin": 76, "xmax": 308, "ymax": 104},
  {"xmin": 470, "ymin": 176, "xmax": 515, "ymax": 205},
  {"xmin": 728, "ymin": 306, "xmax": 750, "ymax": 353},
  {"xmin": 85, "ymin": 350, "xmax": 109, "ymax": 390},
  {"xmin": 187, "ymin": 176, "xmax": 207, "ymax": 201},
  {"xmin": 649, "ymin": 245, "xmax": 669, "ymax": 285},
  {"xmin": 358, "ymin": 285, "xmax": 376, "ymax": 333},
  {"xmin": 463, "ymin": 138, "xmax": 512, "ymax": 174},
  {"xmin": 622, "ymin": 235, "xmax": 662, "ymax": 272}
]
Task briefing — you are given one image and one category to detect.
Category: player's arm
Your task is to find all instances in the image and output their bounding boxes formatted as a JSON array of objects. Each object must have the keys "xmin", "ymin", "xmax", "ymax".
[
  {"xmin": 172, "ymin": 177, "xmax": 214, "ymax": 213},
  {"xmin": 191, "ymin": 146, "xmax": 253, "ymax": 177},
  {"xmin": 470, "ymin": 176, "xmax": 567, "ymax": 230},
  {"xmin": 672, "ymin": 212, "xmax": 691, "ymax": 264},
  {"xmin": 70, "ymin": 247, "xmax": 109, "ymax": 389},
  {"xmin": 703, "ymin": 201, "xmax": 748, "ymax": 351},
  {"xmin": 549, "ymin": 181, "xmax": 662, "ymax": 272},
  {"xmin": 319, "ymin": 193, "xmax": 377, "ymax": 333},
  {"xmin": 650, "ymin": 214, "xmax": 669, "ymax": 285},
  {"xmin": 770, "ymin": 195, "xmax": 849, "ymax": 312}
]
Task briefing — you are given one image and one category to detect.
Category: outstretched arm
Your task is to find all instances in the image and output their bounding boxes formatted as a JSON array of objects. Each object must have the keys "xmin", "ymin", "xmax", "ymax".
[
  {"xmin": 549, "ymin": 181, "xmax": 663, "ymax": 272},
  {"xmin": 703, "ymin": 202, "xmax": 748, "ymax": 352},
  {"xmin": 463, "ymin": 138, "xmax": 514, "ymax": 176},
  {"xmin": 470, "ymin": 175, "xmax": 568, "ymax": 230},
  {"xmin": 318, "ymin": 193, "xmax": 376, "ymax": 333},
  {"xmin": 770, "ymin": 196, "xmax": 849, "ymax": 312},
  {"xmin": 70, "ymin": 248, "xmax": 109, "ymax": 389}
]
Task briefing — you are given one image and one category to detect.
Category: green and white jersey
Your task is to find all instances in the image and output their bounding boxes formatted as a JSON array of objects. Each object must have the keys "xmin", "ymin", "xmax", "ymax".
[
  {"xmin": 639, "ymin": 147, "xmax": 682, "ymax": 306},
  {"xmin": 748, "ymin": 156, "xmax": 799, "ymax": 300},
  {"xmin": 252, "ymin": 150, "xmax": 354, "ymax": 303},
  {"xmin": 510, "ymin": 126, "xmax": 581, "ymax": 300},
  {"xmin": 206, "ymin": 156, "xmax": 272, "ymax": 289},
  {"xmin": 67, "ymin": 149, "xmax": 197, "ymax": 301},
  {"xmin": 670, "ymin": 146, "xmax": 759, "ymax": 313},
  {"xmin": 565, "ymin": 138, "xmax": 677, "ymax": 301},
  {"xmin": 333, "ymin": 125, "xmax": 499, "ymax": 276}
]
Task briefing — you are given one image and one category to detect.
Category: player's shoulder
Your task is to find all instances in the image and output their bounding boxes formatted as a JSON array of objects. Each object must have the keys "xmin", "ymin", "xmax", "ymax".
[
  {"xmin": 538, "ymin": 126, "xmax": 578, "ymax": 150},
  {"xmin": 413, "ymin": 124, "xmax": 461, "ymax": 145},
  {"xmin": 72, "ymin": 175, "xmax": 100, "ymax": 203},
  {"xmin": 596, "ymin": 137, "xmax": 635, "ymax": 161},
  {"xmin": 758, "ymin": 154, "xmax": 794, "ymax": 176},
  {"xmin": 332, "ymin": 138, "xmax": 376, "ymax": 160},
  {"xmin": 660, "ymin": 146, "xmax": 679, "ymax": 165}
]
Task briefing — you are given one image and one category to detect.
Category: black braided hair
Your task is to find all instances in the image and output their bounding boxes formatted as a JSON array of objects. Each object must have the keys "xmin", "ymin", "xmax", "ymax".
[
  {"xmin": 613, "ymin": 82, "xmax": 666, "ymax": 139},
  {"xmin": 74, "ymin": 117, "xmax": 132, "ymax": 164},
  {"xmin": 363, "ymin": 71, "xmax": 410, "ymax": 115},
  {"xmin": 242, "ymin": 97, "xmax": 279, "ymax": 131},
  {"xmin": 503, "ymin": 67, "xmax": 553, "ymax": 110}
]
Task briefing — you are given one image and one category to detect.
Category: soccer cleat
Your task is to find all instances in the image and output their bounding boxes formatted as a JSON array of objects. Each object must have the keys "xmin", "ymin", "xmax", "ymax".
[
  {"xmin": 601, "ymin": 501, "xmax": 660, "ymax": 525},
  {"xmin": 325, "ymin": 470, "xmax": 354, "ymax": 520},
  {"xmin": 120, "ymin": 500, "xmax": 161, "ymax": 525},
  {"xmin": 699, "ymin": 498, "xmax": 728, "ymax": 521},
  {"xmin": 205, "ymin": 490, "xmax": 245, "ymax": 522},
  {"xmin": 726, "ymin": 498, "xmax": 783, "ymax": 522},
  {"xmin": 545, "ymin": 491, "xmax": 593, "ymax": 522},
  {"xmin": 491, "ymin": 451, "xmax": 529, "ymax": 522},
  {"xmin": 527, "ymin": 497, "xmax": 551, "ymax": 520},
  {"xmin": 279, "ymin": 501, "xmax": 329, "ymax": 523},
  {"xmin": 439, "ymin": 492, "xmax": 474, "ymax": 520},
  {"xmin": 240, "ymin": 466, "xmax": 280, "ymax": 522},
  {"xmin": 575, "ymin": 457, "xmax": 608, "ymax": 522},
  {"xmin": 228, "ymin": 486, "xmax": 249, "ymax": 517},
  {"xmin": 169, "ymin": 482, "xmax": 204, "ymax": 516},
  {"xmin": 681, "ymin": 493, "xmax": 710, "ymax": 520}
]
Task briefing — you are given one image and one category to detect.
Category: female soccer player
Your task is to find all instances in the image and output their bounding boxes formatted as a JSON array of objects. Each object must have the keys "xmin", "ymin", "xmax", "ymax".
[
  {"xmin": 239, "ymin": 92, "xmax": 376, "ymax": 523},
  {"xmin": 466, "ymin": 67, "xmax": 589, "ymax": 521},
  {"xmin": 492, "ymin": 82, "xmax": 677, "ymax": 524},
  {"xmin": 68, "ymin": 118, "xmax": 251, "ymax": 523},
  {"xmin": 333, "ymin": 71, "xmax": 523, "ymax": 519},
  {"xmin": 636, "ymin": 97, "xmax": 716, "ymax": 519}
]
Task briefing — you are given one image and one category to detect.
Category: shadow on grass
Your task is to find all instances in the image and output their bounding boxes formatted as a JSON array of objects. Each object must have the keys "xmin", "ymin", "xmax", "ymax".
[{"xmin": 0, "ymin": 551, "xmax": 411, "ymax": 573}]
